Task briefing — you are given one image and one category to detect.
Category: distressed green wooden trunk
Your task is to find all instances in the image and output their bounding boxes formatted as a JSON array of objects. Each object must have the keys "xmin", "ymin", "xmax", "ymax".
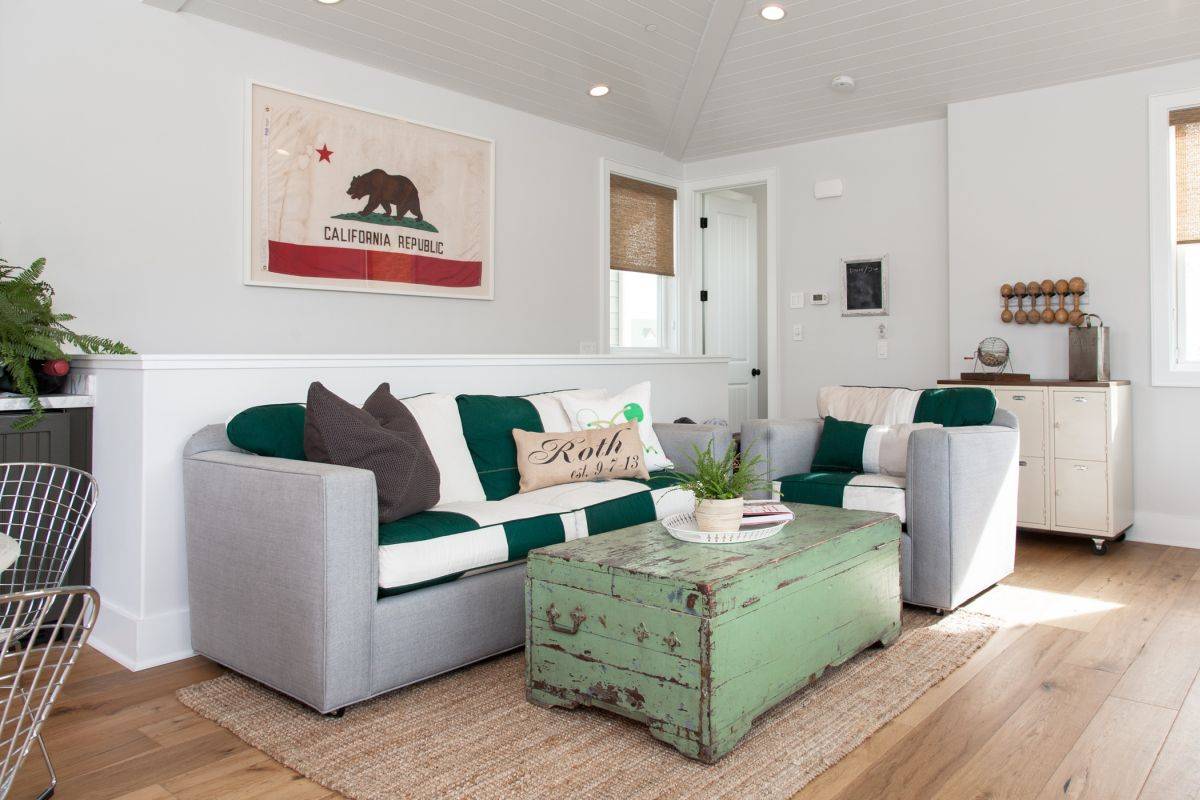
[{"xmin": 525, "ymin": 503, "xmax": 901, "ymax": 763}]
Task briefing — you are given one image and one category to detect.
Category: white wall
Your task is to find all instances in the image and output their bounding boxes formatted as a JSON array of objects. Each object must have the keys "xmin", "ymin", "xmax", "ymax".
[
  {"xmin": 0, "ymin": 0, "xmax": 680, "ymax": 355},
  {"xmin": 948, "ymin": 60, "xmax": 1200, "ymax": 546},
  {"xmin": 685, "ymin": 121, "xmax": 950, "ymax": 417}
]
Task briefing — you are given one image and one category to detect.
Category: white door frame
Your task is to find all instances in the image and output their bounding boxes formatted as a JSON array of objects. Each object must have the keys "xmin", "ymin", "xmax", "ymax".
[{"xmin": 682, "ymin": 169, "xmax": 780, "ymax": 417}]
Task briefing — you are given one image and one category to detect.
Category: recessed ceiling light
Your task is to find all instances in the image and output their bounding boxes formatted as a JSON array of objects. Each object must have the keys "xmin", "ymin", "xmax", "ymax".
[
  {"xmin": 315, "ymin": 0, "xmax": 342, "ymax": 4},
  {"xmin": 588, "ymin": 84, "xmax": 610, "ymax": 98},
  {"xmin": 645, "ymin": 23, "xmax": 658, "ymax": 32},
  {"xmin": 831, "ymin": 74, "xmax": 856, "ymax": 92},
  {"xmin": 760, "ymin": 4, "xmax": 786, "ymax": 21}
]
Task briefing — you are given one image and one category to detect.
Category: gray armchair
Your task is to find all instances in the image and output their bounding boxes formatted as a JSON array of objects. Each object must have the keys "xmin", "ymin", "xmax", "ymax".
[{"xmin": 742, "ymin": 409, "xmax": 1019, "ymax": 611}]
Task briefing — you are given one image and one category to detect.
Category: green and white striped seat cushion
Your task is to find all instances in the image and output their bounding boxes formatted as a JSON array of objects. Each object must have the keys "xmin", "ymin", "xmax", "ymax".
[
  {"xmin": 775, "ymin": 472, "xmax": 907, "ymax": 523},
  {"xmin": 378, "ymin": 474, "xmax": 691, "ymax": 595}
]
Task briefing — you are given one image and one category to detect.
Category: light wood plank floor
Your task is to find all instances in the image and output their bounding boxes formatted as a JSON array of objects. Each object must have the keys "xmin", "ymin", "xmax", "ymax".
[{"xmin": 14, "ymin": 534, "xmax": 1200, "ymax": 800}]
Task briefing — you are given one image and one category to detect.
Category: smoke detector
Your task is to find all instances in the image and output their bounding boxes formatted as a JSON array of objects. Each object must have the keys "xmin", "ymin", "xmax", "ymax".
[{"xmin": 831, "ymin": 75, "xmax": 856, "ymax": 92}]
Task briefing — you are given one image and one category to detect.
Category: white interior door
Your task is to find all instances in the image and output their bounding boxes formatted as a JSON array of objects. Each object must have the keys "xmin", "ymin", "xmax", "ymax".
[{"xmin": 702, "ymin": 192, "xmax": 758, "ymax": 431}]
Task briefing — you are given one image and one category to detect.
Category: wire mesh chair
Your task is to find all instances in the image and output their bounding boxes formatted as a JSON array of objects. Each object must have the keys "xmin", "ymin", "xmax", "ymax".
[
  {"xmin": 0, "ymin": 586, "xmax": 99, "ymax": 800},
  {"xmin": 0, "ymin": 464, "xmax": 97, "ymax": 637}
]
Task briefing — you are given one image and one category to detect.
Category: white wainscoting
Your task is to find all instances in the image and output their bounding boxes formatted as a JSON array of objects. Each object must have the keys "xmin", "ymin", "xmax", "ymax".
[{"xmin": 73, "ymin": 354, "xmax": 730, "ymax": 670}]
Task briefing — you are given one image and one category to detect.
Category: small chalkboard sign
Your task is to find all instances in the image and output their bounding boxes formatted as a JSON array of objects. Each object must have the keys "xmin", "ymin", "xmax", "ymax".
[{"xmin": 841, "ymin": 255, "xmax": 889, "ymax": 316}]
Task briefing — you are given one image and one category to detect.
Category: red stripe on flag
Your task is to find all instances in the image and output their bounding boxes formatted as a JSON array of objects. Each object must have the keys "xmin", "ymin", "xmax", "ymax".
[{"xmin": 268, "ymin": 241, "xmax": 482, "ymax": 288}]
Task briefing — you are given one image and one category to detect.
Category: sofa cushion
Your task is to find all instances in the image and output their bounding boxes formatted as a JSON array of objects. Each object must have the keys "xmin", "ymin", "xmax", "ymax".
[
  {"xmin": 817, "ymin": 386, "xmax": 996, "ymax": 428},
  {"xmin": 377, "ymin": 473, "xmax": 690, "ymax": 596},
  {"xmin": 913, "ymin": 387, "xmax": 997, "ymax": 427},
  {"xmin": 304, "ymin": 383, "xmax": 440, "ymax": 522},
  {"xmin": 226, "ymin": 403, "xmax": 307, "ymax": 460},
  {"xmin": 812, "ymin": 416, "xmax": 871, "ymax": 472},
  {"xmin": 777, "ymin": 472, "xmax": 906, "ymax": 523},
  {"xmin": 454, "ymin": 390, "xmax": 607, "ymax": 501},
  {"xmin": 400, "ymin": 393, "xmax": 486, "ymax": 505},
  {"xmin": 813, "ymin": 417, "xmax": 940, "ymax": 477}
]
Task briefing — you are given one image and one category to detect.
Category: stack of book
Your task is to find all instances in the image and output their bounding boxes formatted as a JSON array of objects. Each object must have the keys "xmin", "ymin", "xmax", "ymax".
[{"xmin": 741, "ymin": 503, "xmax": 795, "ymax": 529}]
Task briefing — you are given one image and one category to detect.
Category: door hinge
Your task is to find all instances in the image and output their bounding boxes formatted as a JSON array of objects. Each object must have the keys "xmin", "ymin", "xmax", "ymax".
[
  {"xmin": 700, "ymin": 290, "xmax": 709, "ymax": 302},
  {"xmin": 699, "ymin": 216, "xmax": 708, "ymax": 229}
]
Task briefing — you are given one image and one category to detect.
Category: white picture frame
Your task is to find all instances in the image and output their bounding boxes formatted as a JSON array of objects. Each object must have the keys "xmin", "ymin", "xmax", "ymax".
[
  {"xmin": 245, "ymin": 82, "xmax": 495, "ymax": 300},
  {"xmin": 841, "ymin": 254, "xmax": 889, "ymax": 316}
]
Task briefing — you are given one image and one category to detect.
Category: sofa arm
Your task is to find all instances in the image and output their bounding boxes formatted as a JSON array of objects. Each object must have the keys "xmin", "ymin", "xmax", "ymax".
[
  {"xmin": 740, "ymin": 418, "xmax": 824, "ymax": 480},
  {"xmin": 653, "ymin": 422, "xmax": 733, "ymax": 472},
  {"xmin": 183, "ymin": 450, "xmax": 377, "ymax": 712},
  {"xmin": 905, "ymin": 425, "xmax": 1019, "ymax": 610}
]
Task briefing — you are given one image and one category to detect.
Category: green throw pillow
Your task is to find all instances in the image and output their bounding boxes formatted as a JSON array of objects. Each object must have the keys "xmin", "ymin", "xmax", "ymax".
[
  {"xmin": 812, "ymin": 416, "xmax": 870, "ymax": 473},
  {"xmin": 226, "ymin": 403, "xmax": 307, "ymax": 460}
]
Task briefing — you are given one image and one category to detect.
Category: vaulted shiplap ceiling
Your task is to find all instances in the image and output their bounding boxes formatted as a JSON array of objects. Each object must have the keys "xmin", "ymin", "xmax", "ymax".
[{"xmin": 154, "ymin": 0, "xmax": 1200, "ymax": 161}]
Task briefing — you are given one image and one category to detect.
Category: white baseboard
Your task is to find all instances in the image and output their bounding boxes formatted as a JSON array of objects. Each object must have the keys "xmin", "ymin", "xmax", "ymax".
[
  {"xmin": 1127, "ymin": 510, "xmax": 1200, "ymax": 549},
  {"xmin": 89, "ymin": 599, "xmax": 194, "ymax": 671}
]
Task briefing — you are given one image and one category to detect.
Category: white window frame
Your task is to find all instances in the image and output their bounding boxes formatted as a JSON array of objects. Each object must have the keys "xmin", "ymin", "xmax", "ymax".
[
  {"xmin": 599, "ymin": 159, "xmax": 680, "ymax": 354},
  {"xmin": 1150, "ymin": 88, "xmax": 1200, "ymax": 386}
]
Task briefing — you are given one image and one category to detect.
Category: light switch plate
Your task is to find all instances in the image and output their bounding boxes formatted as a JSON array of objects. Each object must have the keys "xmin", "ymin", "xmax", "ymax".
[
  {"xmin": 877, "ymin": 340, "xmax": 889, "ymax": 359},
  {"xmin": 792, "ymin": 324, "xmax": 804, "ymax": 341},
  {"xmin": 789, "ymin": 292, "xmax": 804, "ymax": 309}
]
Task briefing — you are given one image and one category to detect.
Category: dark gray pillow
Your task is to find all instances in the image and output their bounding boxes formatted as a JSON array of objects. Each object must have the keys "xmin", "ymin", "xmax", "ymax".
[{"xmin": 304, "ymin": 382, "xmax": 440, "ymax": 522}]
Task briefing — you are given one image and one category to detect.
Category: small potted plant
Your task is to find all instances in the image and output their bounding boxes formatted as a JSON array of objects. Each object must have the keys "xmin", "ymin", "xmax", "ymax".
[
  {"xmin": 672, "ymin": 441, "xmax": 769, "ymax": 532},
  {"xmin": 0, "ymin": 257, "xmax": 134, "ymax": 428}
]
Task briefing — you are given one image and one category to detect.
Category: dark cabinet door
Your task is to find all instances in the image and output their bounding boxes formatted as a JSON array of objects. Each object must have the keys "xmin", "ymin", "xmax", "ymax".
[{"xmin": 0, "ymin": 408, "xmax": 93, "ymax": 588}]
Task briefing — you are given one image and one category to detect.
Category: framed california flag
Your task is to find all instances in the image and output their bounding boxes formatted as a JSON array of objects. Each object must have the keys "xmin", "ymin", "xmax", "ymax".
[{"xmin": 247, "ymin": 83, "xmax": 494, "ymax": 299}]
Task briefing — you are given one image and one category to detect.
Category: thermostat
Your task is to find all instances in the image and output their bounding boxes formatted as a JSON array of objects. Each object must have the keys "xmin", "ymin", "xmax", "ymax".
[{"xmin": 809, "ymin": 291, "xmax": 830, "ymax": 305}]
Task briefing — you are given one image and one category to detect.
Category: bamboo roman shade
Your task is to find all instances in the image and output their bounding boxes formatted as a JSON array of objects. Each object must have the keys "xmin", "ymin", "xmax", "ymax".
[
  {"xmin": 1172, "ymin": 107, "xmax": 1200, "ymax": 244},
  {"xmin": 609, "ymin": 175, "xmax": 676, "ymax": 277}
]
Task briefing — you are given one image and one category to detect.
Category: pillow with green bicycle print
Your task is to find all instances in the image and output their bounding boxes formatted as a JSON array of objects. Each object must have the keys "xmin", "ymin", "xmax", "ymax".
[{"xmin": 558, "ymin": 382, "xmax": 673, "ymax": 471}]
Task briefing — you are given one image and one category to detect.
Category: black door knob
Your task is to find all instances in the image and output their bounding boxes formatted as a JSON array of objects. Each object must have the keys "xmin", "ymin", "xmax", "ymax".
[{"xmin": 751, "ymin": 368, "xmax": 761, "ymax": 377}]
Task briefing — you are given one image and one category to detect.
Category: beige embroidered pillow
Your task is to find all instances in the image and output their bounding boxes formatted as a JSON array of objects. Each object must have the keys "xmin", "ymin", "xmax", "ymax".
[{"xmin": 514, "ymin": 421, "xmax": 650, "ymax": 493}]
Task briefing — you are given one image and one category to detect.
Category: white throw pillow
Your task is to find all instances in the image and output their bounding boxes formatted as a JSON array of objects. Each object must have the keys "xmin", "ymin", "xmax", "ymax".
[
  {"xmin": 559, "ymin": 382, "xmax": 673, "ymax": 472},
  {"xmin": 400, "ymin": 393, "xmax": 486, "ymax": 505}
]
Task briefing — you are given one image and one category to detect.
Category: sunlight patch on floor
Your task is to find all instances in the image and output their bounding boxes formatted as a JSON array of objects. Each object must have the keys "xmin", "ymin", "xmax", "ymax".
[{"xmin": 965, "ymin": 584, "xmax": 1123, "ymax": 632}]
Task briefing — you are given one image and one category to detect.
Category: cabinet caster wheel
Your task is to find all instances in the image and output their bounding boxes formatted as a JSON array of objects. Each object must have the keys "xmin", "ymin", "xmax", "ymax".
[{"xmin": 1091, "ymin": 539, "xmax": 1109, "ymax": 556}]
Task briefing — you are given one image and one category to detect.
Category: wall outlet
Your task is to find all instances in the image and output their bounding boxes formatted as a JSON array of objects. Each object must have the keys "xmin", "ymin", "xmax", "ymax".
[
  {"xmin": 579, "ymin": 340, "xmax": 597, "ymax": 355},
  {"xmin": 789, "ymin": 292, "xmax": 804, "ymax": 309},
  {"xmin": 877, "ymin": 340, "xmax": 889, "ymax": 359},
  {"xmin": 792, "ymin": 323, "xmax": 804, "ymax": 341}
]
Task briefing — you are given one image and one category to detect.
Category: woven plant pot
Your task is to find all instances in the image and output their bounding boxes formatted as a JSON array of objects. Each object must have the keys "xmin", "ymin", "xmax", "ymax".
[{"xmin": 694, "ymin": 497, "xmax": 744, "ymax": 532}]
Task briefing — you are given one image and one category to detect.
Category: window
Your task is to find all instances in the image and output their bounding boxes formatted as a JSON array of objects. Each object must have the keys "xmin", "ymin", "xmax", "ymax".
[
  {"xmin": 1172, "ymin": 107, "xmax": 1200, "ymax": 366},
  {"xmin": 608, "ymin": 172, "xmax": 676, "ymax": 350},
  {"xmin": 1151, "ymin": 92, "xmax": 1200, "ymax": 385}
]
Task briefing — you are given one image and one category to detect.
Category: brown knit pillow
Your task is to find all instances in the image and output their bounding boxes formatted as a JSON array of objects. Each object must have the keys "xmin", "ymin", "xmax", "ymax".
[{"xmin": 303, "ymin": 382, "xmax": 440, "ymax": 522}]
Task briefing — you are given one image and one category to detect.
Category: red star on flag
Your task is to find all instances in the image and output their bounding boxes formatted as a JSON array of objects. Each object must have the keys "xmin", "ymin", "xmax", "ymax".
[{"xmin": 316, "ymin": 143, "xmax": 333, "ymax": 162}]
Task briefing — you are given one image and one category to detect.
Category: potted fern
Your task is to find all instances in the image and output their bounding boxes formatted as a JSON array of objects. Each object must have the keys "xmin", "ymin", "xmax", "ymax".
[
  {"xmin": 672, "ymin": 441, "xmax": 769, "ymax": 532},
  {"xmin": 0, "ymin": 257, "xmax": 134, "ymax": 428}
]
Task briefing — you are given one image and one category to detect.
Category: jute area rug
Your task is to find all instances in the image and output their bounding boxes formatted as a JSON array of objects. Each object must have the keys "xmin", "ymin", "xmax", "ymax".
[{"xmin": 178, "ymin": 609, "xmax": 997, "ymax": 800}]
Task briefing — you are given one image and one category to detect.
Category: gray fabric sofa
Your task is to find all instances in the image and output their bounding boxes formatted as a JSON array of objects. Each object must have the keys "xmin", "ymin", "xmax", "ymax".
[
  {"xmin": 182, "ymin": 421, "xmax": 729, "ymax": 714},
  {"xmin": 742, "ymin": 407, "xmax": 1019, "ymax": 611}
]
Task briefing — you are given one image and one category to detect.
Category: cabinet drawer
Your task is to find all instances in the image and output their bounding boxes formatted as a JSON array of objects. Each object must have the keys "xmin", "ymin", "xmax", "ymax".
[
  {"xmin": 1052, "ymin": 390, "xmax": 1108, "ymax": 462},
  {"xmin": 1054, "ymin": 459, "xmax": 1108, "ymax": 532},
  {"xmin": 995, "ymin": 389, "xmax": 1046, "ymax": 458},
  {"xmin": 1016, "ymin": 456, "xmax": 1047, "ymax": 528}
]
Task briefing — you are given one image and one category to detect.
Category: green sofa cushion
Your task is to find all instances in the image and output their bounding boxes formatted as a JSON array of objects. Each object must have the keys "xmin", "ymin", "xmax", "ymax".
[
  {"xmin": 226, "ymin": 403, "xmax": 307, "ymax": 460},
  {"xmin": 811, "ymin": 416, "xmax": 870, "ymax": 473},
  {"xmin": 914, "ymin": 388, "xmax": 997, "ymax": 427},
  {"xmin": 455, "ymin": 394, "xmax": 544, "ymax": 500}
]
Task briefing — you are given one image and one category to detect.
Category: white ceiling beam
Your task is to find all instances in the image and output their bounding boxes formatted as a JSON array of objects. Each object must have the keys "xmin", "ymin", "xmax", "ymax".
[
  {"xmin": 661, "ymin": 0, "xmax": 744, "ymax": 159},
  {"xmin": 143, "ymin": 0, "xmax": 189, "ymax": 12}
]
